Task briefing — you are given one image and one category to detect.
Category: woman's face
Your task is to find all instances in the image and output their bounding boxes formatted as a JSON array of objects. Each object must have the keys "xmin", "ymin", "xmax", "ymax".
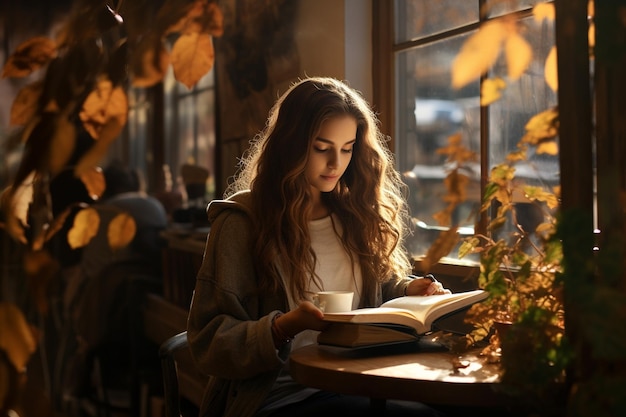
[{"xmin": 305, "ymin": 115, "xmax": 357, "ymax": 194}]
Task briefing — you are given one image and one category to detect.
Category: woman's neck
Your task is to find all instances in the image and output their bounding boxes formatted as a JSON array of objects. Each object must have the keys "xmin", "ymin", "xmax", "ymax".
[{"xmin": 310, "ymin": 192, "xmax": 330, "ymax": 220}]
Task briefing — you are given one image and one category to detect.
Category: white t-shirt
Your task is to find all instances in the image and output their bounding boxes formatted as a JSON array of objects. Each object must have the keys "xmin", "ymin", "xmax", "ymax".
[{"xmin": 285, "ymin": 213, "xmax": 362, "ymax": 350}]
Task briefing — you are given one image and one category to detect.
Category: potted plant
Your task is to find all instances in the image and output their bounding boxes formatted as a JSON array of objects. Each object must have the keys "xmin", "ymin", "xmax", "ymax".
[{"xmin": 417, "ymin": 3, "xmax": 569, "ymax": 412}]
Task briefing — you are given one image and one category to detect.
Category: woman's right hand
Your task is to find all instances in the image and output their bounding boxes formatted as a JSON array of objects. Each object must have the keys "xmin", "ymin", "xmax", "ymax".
[{"xmin": 276, "ymin": 301, "xmax": 328, "ymax": 338}]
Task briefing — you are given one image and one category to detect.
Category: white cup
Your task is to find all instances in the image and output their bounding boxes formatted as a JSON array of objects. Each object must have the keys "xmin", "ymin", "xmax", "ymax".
[{"xmin": 311, "ymin": 291, "xmax": 354, "ymax": 313}]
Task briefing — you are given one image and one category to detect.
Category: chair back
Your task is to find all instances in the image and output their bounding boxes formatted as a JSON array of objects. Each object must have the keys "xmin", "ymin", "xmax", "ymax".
[{"xmin": 159, "ymin": 331, "xmax": 190, "ymax": 417}]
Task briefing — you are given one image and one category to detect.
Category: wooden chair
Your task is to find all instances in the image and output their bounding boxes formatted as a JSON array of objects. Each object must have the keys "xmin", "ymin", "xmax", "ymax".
[{"xmin": 159, "ymin": 331, "xmax": 189, "ymax": 417}]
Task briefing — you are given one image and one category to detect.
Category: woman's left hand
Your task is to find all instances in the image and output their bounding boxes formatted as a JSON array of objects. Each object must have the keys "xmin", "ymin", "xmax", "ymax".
[{"xmin": 405, "ymin": 276, "xmax": 451, "ymax": 296}]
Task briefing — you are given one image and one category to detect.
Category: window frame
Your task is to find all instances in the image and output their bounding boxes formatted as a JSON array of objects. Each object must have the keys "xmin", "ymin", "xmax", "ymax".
[{"xmin": 372, "ymin": 1, "xmax": 556, "ymax": 281}]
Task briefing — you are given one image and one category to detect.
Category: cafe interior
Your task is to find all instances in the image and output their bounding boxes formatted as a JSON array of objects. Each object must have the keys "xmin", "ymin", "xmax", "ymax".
[{"xmin": 1, "ymin": 0, "xmax": 625, "ymax": 416}]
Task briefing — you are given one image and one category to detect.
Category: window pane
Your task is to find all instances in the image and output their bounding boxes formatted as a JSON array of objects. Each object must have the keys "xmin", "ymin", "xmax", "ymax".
[
  {"xmin": 395, "ymin": 34, "xmax": 481, "ymax": 259},
  {"xmin": 394, "ymin": 0, "xmax": 478, "ymax": 43},
  {"xmin": 164, "ymin": 67, "xmax": 216, "ymax": 203},
  {"xmin": 487, "ymin": 16, "xmax": 559, "ymax": 246},
  {"xmin": 195, "ymin": 88, "xmax": 216, "ymax": 199},
  {"xmin": 489, "ymin": 16, "xmax": 557, "ymax": 164}
]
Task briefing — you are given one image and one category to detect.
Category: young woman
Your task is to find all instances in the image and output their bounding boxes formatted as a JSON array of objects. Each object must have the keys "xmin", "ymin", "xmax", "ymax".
[{"xmin": 187, "ymin": 77, "xmax": 448, "ymax": 417}]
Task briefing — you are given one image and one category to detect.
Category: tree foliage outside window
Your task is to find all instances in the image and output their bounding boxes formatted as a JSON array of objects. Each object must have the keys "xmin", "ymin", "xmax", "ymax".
[{"xmin": 393, "ymin": 0, "xmax": 558, "ymax": 264}]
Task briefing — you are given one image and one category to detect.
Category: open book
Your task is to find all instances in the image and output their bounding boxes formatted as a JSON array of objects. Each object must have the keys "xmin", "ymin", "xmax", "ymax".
[{"xmin": 317, "ymin": 289, "xmax": 487, "ymax": 348}]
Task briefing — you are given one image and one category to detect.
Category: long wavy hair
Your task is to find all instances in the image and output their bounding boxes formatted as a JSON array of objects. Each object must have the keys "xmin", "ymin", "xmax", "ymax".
[{"xmin": 226, "ymin": 77, "xmax": 412, "ymax": 305}]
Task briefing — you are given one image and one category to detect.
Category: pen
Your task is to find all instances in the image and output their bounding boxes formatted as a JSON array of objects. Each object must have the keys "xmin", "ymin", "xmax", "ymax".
[{"xmin": 424, "ymin": 274, "xmax": 437, "ymax": 283}]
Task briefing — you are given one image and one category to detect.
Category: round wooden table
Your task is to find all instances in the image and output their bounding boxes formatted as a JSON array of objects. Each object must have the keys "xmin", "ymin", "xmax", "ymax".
[{"xmin": 289, "ymin": 342, "xmax": 509, "ymax": 408}]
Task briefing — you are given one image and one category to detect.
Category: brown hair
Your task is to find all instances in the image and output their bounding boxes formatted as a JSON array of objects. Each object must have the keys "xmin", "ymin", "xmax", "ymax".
[{"xmin": 226, "ymin": 77, "xmax": 411, "ymax": 305}]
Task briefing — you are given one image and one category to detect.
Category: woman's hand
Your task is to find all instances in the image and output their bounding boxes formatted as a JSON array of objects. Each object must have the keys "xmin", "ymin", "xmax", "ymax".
[
  {"xmin": 405, "ymin": 276, "xmax": 451, "ymax": 296},
  {"xmin": 275, "ymin": 301, "xmax": 328, "ymax": 338}
]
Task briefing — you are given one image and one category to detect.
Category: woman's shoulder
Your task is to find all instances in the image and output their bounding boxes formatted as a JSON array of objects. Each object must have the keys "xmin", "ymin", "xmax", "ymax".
[{"xmin": 206, "ymin": 190, "xmax": 253, "ymax": 223}]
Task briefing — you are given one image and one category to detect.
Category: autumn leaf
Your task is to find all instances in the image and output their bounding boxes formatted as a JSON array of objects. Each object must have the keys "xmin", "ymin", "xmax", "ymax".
[
  {"xmin": 74, "ymin": 117, "xmax": 126, "ymax": 178},
  {"xmin": 107, "ymin": 213, "xmax": 136, "ymax": 251},
  {"xmin": 67, "ymin": 207, "xmax": 100, "ymax": 249},
  {"xmin": 536, "ymin": 222, "xmax": 556, "ymax": 239},
  {"xmin": 1, "ymin": 37, "xmax": 57, "ymax": 78},
  {"xmin": 171, "ymin": 32, "xmax": 215, "ymax": 89},
  {"xmin": 131, "ymin": 37, "xmax": 170, "ymax": 88},
  {"xmin": 506, "ymin": 145, "xmax": 527, "ymax": 162},
  {"xmin": 522, "ymin": 108, "xmax": 559, "ymax": 144},
  {"xmin": 536, "ymin": 140, "xmax": 559, "ymax": 156},
  {"xmin": 79, "ymin": 166, "xmax": 106, "ymax": 200},
  {"xmin": 163, "ymin": 0, "xmax": 205, "ymax": 35},
  {"xmin": 544, "ymin": 46, "xmax": 558, "ymax": 91},
  {"xmin": 205, "ymin": 2, "xmax": 224, "ymax": 37},
  {"xmin": 156, "ymin": 0, "xmax": 202, "ymax": 35},
  {"xmin": 0, "ymin": 303, "xmax": 37, "ymax": 372},
  {"xmin": 0, "ymin": 185, "xmax": 29, "ymax": 245},
  {"xmin": 421, "ymin": 227, "xmax": 460, "ymax": 273},
  {"xmin": 452, "ymin": 20, "xmax": 508, "ymax": 89},
  {"xmin": 481, "ymin": 77, "xmax": 506, "ymax": 106},
  {"xmin": 524, "ymin": 185, "xmax": 559, "ymax": 210},
  {"xmin": 442, "ymin": 171, "xmax": 470, "ymax": 204},
  {"xmin": 79, "ymin": 79, "xmax": 128, "ymax": 140},
  {"xmin": 505, "ymin": 33, "xmax": 532, "ymax": 81},
  {"xmin": 10, "ymin": 81, "xmax": 43, "ymax": 126},
  {"xmin": 490, "ymin": 164, "xmax": 515, "ymax": 186},
  {"xmin": 458, "ymin": 237, "xmax": 481, "ymax": 259},
  {"xmin": 10, "ymin": 173, "xmax": 35, "ymax": 229}
]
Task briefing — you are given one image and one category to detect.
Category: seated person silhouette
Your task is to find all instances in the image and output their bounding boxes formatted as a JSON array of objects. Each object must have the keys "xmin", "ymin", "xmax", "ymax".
[
  {"xmin": 70, "ymin": 162, "xmax": 169, "ymax": 398},
  {"xmin": 80, "ymin": 161, "xmax": 168, "ymax": 281}
]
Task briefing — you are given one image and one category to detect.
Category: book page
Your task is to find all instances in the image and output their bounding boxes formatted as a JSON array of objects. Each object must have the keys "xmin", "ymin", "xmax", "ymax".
[
  {"xmin": 323, "ymin": 307, "xmax": 428, "ymax": 333},
  {"xmin": 323, "ymin": 289, "xmax": 487, "ymax": 334},
  {"xmin": 380, "ymin": 290, "xmax": 487, "ymax": 329}
]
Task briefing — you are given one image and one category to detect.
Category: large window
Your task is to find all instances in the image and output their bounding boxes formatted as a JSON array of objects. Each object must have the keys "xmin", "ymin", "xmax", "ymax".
[
  {"xmin": 164, "ymin": 68, "xmax": 217, "ymax": 202},
  {"xmin": 388, "ymin": 0, "xmax": 558, "ymax": 264}
]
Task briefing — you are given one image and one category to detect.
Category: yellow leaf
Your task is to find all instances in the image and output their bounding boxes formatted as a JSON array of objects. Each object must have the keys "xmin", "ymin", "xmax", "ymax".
[
  {"xmin": 74, "ymin": 118, "xmax": 125, "ymax": 178},
  {"xmin": 536, "ymin": 140, "xmax": 559, "ymax": 156},
  {"xmin": 1, "ymin": 37, "xmax": 57, "ymax": 78},
  {"xmin": 67, "ymin": 207, "xmax": 100, "ymax": 249},
  {"xmin": 10, "ymin": 81, "xmax": 43, "ymax": 126},
  {"xmin": 535, "ymin": 222, "xmax": 556, "ymax": 238},
  {"xmin": 79, "ymin": 79, "xmax": 128, "ymax": 140},
  {"xmin": 481, "ymin": 77, "xmax": 506, "ymax": 106},
  {"xmin": 0, "ymin": 303, "xmax": 37, "ymax": 371},
  {"xmin": 10, "ymin": 173, "xmax": 35, "ymax": 228},
  {"xmin": 544, "ymin": 46, "xmax": 558, "ymax": 91},
  {"xmin": 79, "ymin": 166, "xmax": 106, "ymax": 200},
  {"xmin": 107, "ymin": 213, "xmax": 136, "ymax": 251},
  {"xmin": 171, "ymin": 32, "xmax": 215, "ymax": 89},
  {"xmin": 523, "ymin": 108, "xmax": 559, "ymax": 144},
  {"xmin": 533, "ymin": 3, "xmax": 555, "ymax": 22},
  {"xmin": 0, "ymin": 185, "xmax": 28, "ymax": 245},
  {"xmin": 452, "ymin": 20, "xmax": 507, "ymax": 89},
  {"xmin": 505, "ymin": 33, "xmax": 532, "ymax": 80},
  {"xmin": 490, "ymin": 164, "xmax": 515, "ymax": 185}
]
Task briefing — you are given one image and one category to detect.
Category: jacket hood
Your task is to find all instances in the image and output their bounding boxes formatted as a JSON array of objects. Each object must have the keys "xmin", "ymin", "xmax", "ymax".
[{"xmin": 206, "ymin": 190, "xmax": 253, "ymax": 224}]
